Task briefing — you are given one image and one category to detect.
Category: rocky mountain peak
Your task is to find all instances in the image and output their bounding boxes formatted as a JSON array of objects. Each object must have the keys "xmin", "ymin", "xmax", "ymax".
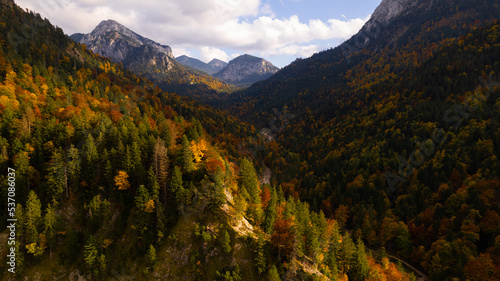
[
  {"xmin": 72, "ymin": 19, "xmax": 174, "ymax": 73},
  {"xmin": 92, "ymin": 20, "xmax": 133, "ymax": 39},
  {"xmin": 213, "ymin": 54, "xmax": 279, "ymax": 86},
  {"xmin": 365, "ymin": 0, "xmax": 420, "ymax": 29},
  {"xmin": 94, "ymin": 19, "xmax": 124, "ymax": 32}
]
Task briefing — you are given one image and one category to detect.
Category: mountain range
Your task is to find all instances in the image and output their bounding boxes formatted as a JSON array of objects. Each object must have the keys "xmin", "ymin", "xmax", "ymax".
[
  {"xmin": 176, "ymin": 54, "xmax": 279, "ymax": 86},
  {"xmin": 176, "ymin": 55, "xmax": 227, "ymax": 75},
  {"xmin": 70, "ymin": 20, "xmax": 236, "ymax": 97},
  {"xmin": 71, "ymin": 21, "xmax": 279, "ymax": 88}
]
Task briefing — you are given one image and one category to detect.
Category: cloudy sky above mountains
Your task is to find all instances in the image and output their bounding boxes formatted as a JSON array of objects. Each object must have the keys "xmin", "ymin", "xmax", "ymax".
[{"xmin": 15, "ymin": 0, "xmax": 379, "ymax": 67}]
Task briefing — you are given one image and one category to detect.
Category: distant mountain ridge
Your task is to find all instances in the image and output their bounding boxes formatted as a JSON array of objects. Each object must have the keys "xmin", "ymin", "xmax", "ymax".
[
  {"xmin": 176, "ymin": 55, "xmax": 227, "ymax": 74},
  {"xmin": 213, "ymin": 54, "xmax": 279, "ymax": 86},
  {"xmin": 176, "ymin": 54, "xmax": 278, "ymax": 86}
]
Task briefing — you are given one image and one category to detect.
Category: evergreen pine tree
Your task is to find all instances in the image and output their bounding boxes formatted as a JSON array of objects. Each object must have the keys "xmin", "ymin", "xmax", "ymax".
[
  {"xmin": 305, "ymin": 216, "xmax": 320, "ymax": 262},
  {"xmin": 66, "ymin": 144, "xmax": 80, "ymax": 197},
  {"xmin": 277, "ymin": 185, "xmax": 285, "ymax": 204},
  {"xmin": 170, "ymin": 166, "xmax": 183, "ymax": 205},
  {"xmin": 46, "ymin": 148, "xmax": 65, "ymax": 201},
  {"xmin": 264, "ymin": 185, "xmax": 278, "ymax": 234},
  {"xmin": 268, "ymin": 265, "xmax": 282, "ymax": 281},
  {"xmin": 238, "ymin": 158, "xmax": 262, "ymax": 222},
  {"xmin": 147, "ymin": 166, "xmax": 160, "ymax": 203},
  {"xmin": 135, "ymin": 185, "xmax": 151, "ymax": 212},
  {"xmin": 239, "ymin": 158, "xmax": 260, "ymax": 199},
  {"xmin": 353, "ymin": 238, "xmax": 370, "ymax": 281},
  {"xmin": 146, "ymin": 244, "xmax": 156, "ymax": 267},
  {"xmin": 222, "ymin": 230, "xmax": 232, "ymax": 254},
  {"xmin": 25, "ymin": 190, "xmax": 41, "ymax": 244},
  {"xmin": 181, "ymin": 135, "xmax": 195, "ymax": 172},
  {"xmin": 255, "ymin": 233, "xmax": 267, "ymax": 275},
  {"xmin": 13, "ymin": 150, "xmax": 30, "ymax": 198},
  {"xmin": 44, "ymin": 203, "xmax": 57, "ymax": 257},
  {"xmin": 82, "ymin": 133, "xmax": 98, "ymax": 177},
  {"xmin": 153, "ymin": 137, "xmax": 168, "ymax": 205},
  {"xmin": 339, "ymin": 233, "xmax": 356, "ymax": 278},
  {"xmin": 212, "ymin": 167, "xmax": 225, "ymax": 208}
]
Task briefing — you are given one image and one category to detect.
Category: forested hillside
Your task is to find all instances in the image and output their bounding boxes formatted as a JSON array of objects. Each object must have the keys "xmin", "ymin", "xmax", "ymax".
[
  {"xmin": 223, "ymin": 0, "xmax": 500, "ymax": 280},
  {"xmin": 262, "ymin": 23, "xmax": 500, "ymax": 281},
  {"xmin": 0, "ymin": 0, "xmax": 413, "ymax": 280}
]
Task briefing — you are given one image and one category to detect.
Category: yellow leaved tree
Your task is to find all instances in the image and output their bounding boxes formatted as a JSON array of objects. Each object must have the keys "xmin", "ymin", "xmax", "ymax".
[
  {"xmin": 115, "ymin": 171, "xmax": 130, "ymax": 190},
  {"xmin": 144, "ymin": 199, "xmax": 155, "ymax": 213},
  {"xmin": 191, "ymin": 139, "xmax": 207, "ymax": 164}
]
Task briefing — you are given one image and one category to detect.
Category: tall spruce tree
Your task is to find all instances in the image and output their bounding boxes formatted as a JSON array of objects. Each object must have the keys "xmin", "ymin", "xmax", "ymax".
[
  {"xmin": 46, "ymin": 148, "xmax": 66, "ymax": 201},
  {"xmin": 238, "ymin": 158, "xmax": 262, "ymax": 222},
  {"xmin": 268, "ymin": 265, "xmax": 281, "ymax": 281},
  {"xmin": 353, "ymin": 238, "xmax": 370, "ymax": 281},
  {"xmin": 25, "ymin": 190, "xmax": 42, "ymax": 244},
  {"xmin": 44, "ymin": 203, "xmax": 57, "ymax": 257},
  {"xmin": 153, "ymin": 137, "xmax": 168, "ymax": 205},
  {"xmin": 66, "ymin": 144, "xmax": 80, "ymax": 197},
  {"xmin": 264, "ymin": 186, "xmax": 278, "ymax": 234},
  {"xmin": 82, "ymin": 133, "xmax": 98, "ymax": 180},
  {"xmin": 170, "ymin": 166, "xmax": 183, "ymax": 206},
  {"xmin": 181, "ymin": 135, "xmax": 195, "ymax": 172}
]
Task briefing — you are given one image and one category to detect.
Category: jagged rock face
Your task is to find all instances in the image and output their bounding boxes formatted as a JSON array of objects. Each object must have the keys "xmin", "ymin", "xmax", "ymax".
[
  {"xmin": 214, "ymin": 54, "xmax": 279, "ymax": 85},
  {"xmin": 73, "ymin": 20, "xmax": 174, "ymax": 72},
  {"xmin": 365, "ymin": 0, "xmax": 419, "ymax": 30}
]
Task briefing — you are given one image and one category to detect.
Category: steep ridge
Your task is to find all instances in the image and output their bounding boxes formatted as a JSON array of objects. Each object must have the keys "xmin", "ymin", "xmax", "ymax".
[
  {"xmin": 228, "ymin": 0, "xmax": 499, "ymax": 117},
  {"xmin": 222, "ymin": 0, "xmax": 500, "ymax": 280}
]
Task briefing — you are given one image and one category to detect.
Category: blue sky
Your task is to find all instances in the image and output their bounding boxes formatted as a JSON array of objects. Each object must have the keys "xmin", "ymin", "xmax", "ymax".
[{"xmin": 15, "ymin": 0, "xmax": 381, "ymax": 67}]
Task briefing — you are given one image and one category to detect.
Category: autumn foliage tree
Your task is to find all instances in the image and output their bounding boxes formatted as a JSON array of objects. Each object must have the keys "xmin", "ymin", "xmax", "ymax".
[{"xmin": 115, "ymin": 171, "xmax": 130, "ymax": 190}]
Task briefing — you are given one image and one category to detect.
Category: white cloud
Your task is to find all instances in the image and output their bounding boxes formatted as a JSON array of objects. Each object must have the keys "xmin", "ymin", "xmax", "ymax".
[
  {"xmin": 260, "ymin": 3, "xmax": 274, "ymax": 17},
  {"xmin": 171, "ymin": 47, "xmax": 191, "ymax": 58},
  {"xmin": 15, "ymin": 0, "xmax": 368, "ymax": 64},
  {"xmin": 261, "ymin": 44, "xmax": 320, "ymax": 58},
  {"xmin": 200, "ymin": 47, "xmax": 230, "ymax": 62}
]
